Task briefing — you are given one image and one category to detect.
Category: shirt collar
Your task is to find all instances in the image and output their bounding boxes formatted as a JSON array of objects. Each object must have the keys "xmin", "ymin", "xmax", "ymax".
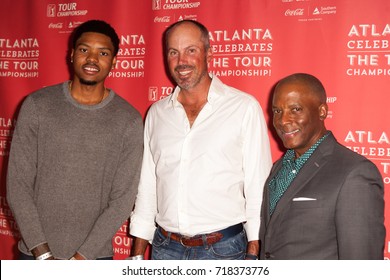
[
  {"xmin": 282, "ymin": 131, "xmax": 330, "ymax": 169},
  {"xmin": 167, "ymin": 74, "xmax": 224, "ymax": 109}
]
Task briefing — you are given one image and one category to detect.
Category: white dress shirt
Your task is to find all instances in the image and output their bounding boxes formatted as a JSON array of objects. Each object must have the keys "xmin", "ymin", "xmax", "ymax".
[{"xmin": 130, "ymin": 76, "xmax": 272, "ymax": 241}]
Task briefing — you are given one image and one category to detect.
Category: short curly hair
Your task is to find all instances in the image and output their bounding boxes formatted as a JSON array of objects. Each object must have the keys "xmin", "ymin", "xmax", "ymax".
[{"xmin": 72, "ymin": 20, "xmax": 120, "ymax": 56}]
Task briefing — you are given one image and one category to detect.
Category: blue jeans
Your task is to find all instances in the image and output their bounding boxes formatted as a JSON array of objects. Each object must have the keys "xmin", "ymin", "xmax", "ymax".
[
  {"xmin": 151, "ymin": 227, "xmax": 247, "ymax": 260},
  {"xmin": 19, "ymin": 251, "xmax": 113, "ymax": 260}
]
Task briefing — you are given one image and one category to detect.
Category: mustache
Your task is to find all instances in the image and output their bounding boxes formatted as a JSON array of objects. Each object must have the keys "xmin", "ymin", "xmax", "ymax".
[
  {"xmin": 175, "ymin": 65, "xmax": 194, "ymax": 72},
  {"xmin": 83, "ymin": 63, "xmax": 100, "ymax": 69}
]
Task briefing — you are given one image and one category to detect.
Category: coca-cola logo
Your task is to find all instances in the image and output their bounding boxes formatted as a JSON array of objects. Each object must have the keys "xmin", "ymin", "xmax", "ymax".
[
  {"xmin": 154, "ymin": 16, "xmax": 170, "ymax": 23},
  {"xmin": 285, "ymin": 9, "xmax": 304, "ymax": 16},
  {"xmin": 48, "ymin": 23, "xmax": 63, "ymax": 29}
]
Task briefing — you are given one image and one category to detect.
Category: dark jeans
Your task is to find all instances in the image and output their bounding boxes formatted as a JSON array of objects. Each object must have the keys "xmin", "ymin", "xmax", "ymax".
[{"xmin": 19, "ymin": 251, "xmax": 113, "ymax": 260}]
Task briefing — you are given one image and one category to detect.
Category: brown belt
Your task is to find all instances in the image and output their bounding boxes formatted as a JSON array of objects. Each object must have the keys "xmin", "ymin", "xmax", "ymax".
[{"xmin": 159, "ymin": 223, "xmax": 243, "ymax": 247}]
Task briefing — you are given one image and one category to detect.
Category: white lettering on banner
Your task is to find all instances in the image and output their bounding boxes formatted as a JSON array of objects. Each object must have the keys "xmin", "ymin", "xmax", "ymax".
[
  {"xmin": 209, "ymin": 28, "xmax": 274, "ymax": 77},
  {"xmin": 348, "ymin": 24, "xmax": 390, "ymax": 37},
  {"xmin": 344, "ymin": 131, "xmax": 389, "ymax": 144},
  {"xmin": 48, "ymin": 23, "xmax": 63, "ymax": 29},
  {"xmin": 211, "ymin": 69, "xmax": 271, "ymax": 77},
  {"xmin": 0, "ymin": 195, "xmax": 20, "ymax": 237},
  {"xmin": 113, "ymin": 247, "xmax": 130, "ymax": 255},
  {"xmin": 111, "ymin": 35, "xmax": 146, "ymax": 79},
  {"xmin": 344, "ymin": 131, "xmax": 390, "ymax": 185},
  {"xmin": 114, "ymin": 235, "xmax": 131, "ymax": 247},
  {"xmin": 347, "ymin": 40, "xmax": 389, "ymax": 49},
  {"xmin": 381, "ymin": 162, "xmax": 390, "ymax": 174},
  {"xmin": 147, "ymin": 86, "xmax": 174, "ymax": 101},
  {"xmin": 0, "ymin": 118, "xmax": 15, "ymax": 157},
  {"xmin": 0, "ymin": 38, "xmax": 40, "ymax": 78},
  {"xmin": 162, "ymin": 0, "xmax": 201, "ymax": 10},
  {"xmin": 346, "ymin": 24, "xmax": 390, "ymax": 76},
  {"xmin": 285, "ymin": 9, "xmax": 304, "ymax": 16},
  {"xmin": 51, "ymin": 2, "xmax": 88, "ymax": 17},
  {"xmin": 313, "ymin": 6, "xmax": 336, "ymax": 15},
  {"xmin": 0, "ymin": 38, "xmax": 39, "ymax": 48},
  {"xmin": 58, "ymin": 3, "xmax": 76, "ymax": 11},
  {"xmin": 210, "ymin": 29, "xmax": 272, "ymax": 41},
  {"xmin": 346, "ymin": 68, "xmax": 390, "ymax": 76},
  {"xmin": 154, "ymin": 16, "xmax": 170, "ymax": 23}
]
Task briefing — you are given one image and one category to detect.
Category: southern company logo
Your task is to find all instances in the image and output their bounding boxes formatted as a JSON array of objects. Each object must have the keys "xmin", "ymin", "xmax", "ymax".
[{"xmin": 313, "ymin": 6, "xmax": 337, "ymax": 15}]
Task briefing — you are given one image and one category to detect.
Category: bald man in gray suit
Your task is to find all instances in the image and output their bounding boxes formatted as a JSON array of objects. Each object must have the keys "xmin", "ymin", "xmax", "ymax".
[{"xmin": 260, "ymin": 73, "xmax": 385, "ymax": 260}]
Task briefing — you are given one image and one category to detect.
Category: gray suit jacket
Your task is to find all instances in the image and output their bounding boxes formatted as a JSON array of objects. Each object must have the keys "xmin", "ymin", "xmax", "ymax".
[{"xmin": 260, "ymin": 133, "xmax": 385, "ymax": 259}]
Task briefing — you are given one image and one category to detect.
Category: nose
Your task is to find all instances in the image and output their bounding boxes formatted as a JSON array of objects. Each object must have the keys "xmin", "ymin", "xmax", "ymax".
[
  {"xmin": 86, "ymin": 51, "xmax": 98, "ymax": 63},
  {"xmin": 177, "ymin": 52, "xmax": 188, "ymax": 65},
  {"xmin": 280, "ymin": 111, "xmax": 291, "ymax": 124},
  {"xmin": 274, "ymin": 111, "xmax": 291, "ymax": 127}
]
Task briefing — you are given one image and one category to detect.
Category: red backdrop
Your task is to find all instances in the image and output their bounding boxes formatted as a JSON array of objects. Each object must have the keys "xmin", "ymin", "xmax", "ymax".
[{"xmin": 0, "ymin": 0, "xmax": 389, "ymax": 259}]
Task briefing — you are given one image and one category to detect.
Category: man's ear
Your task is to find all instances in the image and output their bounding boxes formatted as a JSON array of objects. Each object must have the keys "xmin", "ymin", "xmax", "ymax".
[{"xmin": 319, "ymin": 103, "xmax": 328, "ymax": 120}]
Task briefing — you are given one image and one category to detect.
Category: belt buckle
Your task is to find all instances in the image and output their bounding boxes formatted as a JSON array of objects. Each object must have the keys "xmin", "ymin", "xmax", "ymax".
[{"xmin": 179, "ymin": 235, "xmax": 192, "ymax": 247}]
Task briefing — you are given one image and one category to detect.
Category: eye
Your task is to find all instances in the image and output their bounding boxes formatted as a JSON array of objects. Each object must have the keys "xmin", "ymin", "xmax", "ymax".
[
  {"xmin": 78, "ymin": 47, "xmax": 88, "ymax": 53},
  {"xmin": 100, "ymin": 51, "xmax": 109, "ymax": 56},
  {"xmin": 292, "ymin": 107, "xmax": 302, "ymax": 112},
  {"xmin": 168, "ymin": 50, "xmax": 178, "ymax": 57},
  {"xmin": 187, "ymin": 48, "xmax": 197, "ymax": 54},
  {"xmin": 272, "ymin": 108, "xmax": 281, "ymax": 114}
]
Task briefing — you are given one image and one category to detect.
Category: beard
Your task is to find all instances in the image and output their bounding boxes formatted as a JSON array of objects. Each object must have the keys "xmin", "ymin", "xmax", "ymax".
[{"xmin": 79, "ymin": 78, "xmax": 98, "ymax": 86}]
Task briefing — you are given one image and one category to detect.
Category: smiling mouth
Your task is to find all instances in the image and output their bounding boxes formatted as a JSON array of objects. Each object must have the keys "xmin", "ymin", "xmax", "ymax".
[
  {"xmin": 283, "ymin": 129, "xmax": 300, "ymax": 136},
  {"xmin": 178, "ymin": 70, "xmax": 192, "ymax": 76},
  {"xmin": 83, "ymin": 64, "xmax": 99, "ymax": 73}
]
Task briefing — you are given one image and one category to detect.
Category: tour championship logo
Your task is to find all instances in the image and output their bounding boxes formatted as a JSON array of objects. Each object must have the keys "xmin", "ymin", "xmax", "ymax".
[
  {"xmin": 344, "ymin": 130, "xmax": 390, "ymax": 185},
  {"xmin": 0, "ymin": 195, "xmax": 20, "ymax": 238},
  {"xmin": 0, "ymin": 38, "xmax": 39, "ymax": 78},
  {"xmin": 109, "ymin": 34, "xmax": 146, "ymax": 79},
  {"xmin": 346, "ymin": 23, "xmax": 390, "ymax": 76},
  {"xmin": 0, "ymin": 117, "xmax": 14, "ymax": 157},
  {"xmin": 209, "ymin": 27, "xmax": 273, "ymax": 77},
  {"xmin": 148, "ymin": 86, "xmax": 174, "ymax": 101},
  {"xmin": 152, "ymin": 0, "xmax": 200, "ymax": 10},
  {"xmin": 46, "ymin": 3, "xmax": 88, "ymax": 17}
]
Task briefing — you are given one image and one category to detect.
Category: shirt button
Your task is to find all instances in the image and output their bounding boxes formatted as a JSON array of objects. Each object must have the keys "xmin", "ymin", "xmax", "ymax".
[{"xmin": 265, "ymin": 252, "xmax": 271, "ymax": 259}]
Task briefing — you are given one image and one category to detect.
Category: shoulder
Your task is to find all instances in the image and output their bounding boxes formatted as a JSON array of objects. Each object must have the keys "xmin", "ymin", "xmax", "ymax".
[
  {"xmin": 110, "ymin": 93, "xmax": 142, "ymax": 121},
  {"xmin": 28, "ymin": 82, "xmax": 65, "ymax": 100},
  {"xmin": 213, "ymin": 76, "xmax": 261, "ymax": 107},
  {"xmin": 323, "ymin": 136, "xmax": 380, "ymax": 175},
  {"xmin": 19, "ymin": 82, "xmax": 65, "ymax": 112}
]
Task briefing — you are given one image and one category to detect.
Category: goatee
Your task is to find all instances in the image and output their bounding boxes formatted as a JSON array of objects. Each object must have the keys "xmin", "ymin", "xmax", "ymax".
[{"xmin": 79, "ymin": 78, "xmax": 98, "ymax": 86}]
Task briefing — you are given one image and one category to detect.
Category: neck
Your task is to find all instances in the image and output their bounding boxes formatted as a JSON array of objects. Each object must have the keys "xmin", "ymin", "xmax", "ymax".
[{"xmin": 69, "ymin": 81, "xmax": 107, "ymax": 105}]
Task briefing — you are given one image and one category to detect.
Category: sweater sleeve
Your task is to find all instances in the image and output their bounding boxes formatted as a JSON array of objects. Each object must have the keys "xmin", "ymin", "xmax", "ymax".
[
  {"xmin": 7, "ymin": 96, "xmax": 48, "ymax": 251},
  {"xmin": 76, "ymin": 113, "xmax": 144, "ymax": 259}
]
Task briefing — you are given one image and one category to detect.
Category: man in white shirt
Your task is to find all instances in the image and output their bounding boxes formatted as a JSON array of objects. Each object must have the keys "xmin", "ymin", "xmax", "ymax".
[{"xmin": 129, "ymin": 20, "xmax": 272, "ymax": 260}]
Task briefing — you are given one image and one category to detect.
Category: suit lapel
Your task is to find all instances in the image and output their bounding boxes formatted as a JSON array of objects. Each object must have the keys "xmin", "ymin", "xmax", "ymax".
[{"xmin": 267, "ymin": 134, "xmax": 336, "ymax": 225}]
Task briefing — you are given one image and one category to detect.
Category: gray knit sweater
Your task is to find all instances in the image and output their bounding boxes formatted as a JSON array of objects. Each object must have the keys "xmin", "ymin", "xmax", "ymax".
[{"xmin": 7, "ymin": 82, "xmax": 143, "ymax": 259}]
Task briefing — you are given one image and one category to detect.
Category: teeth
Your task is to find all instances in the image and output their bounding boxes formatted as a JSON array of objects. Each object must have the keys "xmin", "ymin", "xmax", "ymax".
[
  {"xmin": 285, "ymin": 129, "xmax": 299, "ymax": 135},
  {"xmin": 179, "ymin": 70, "xmax": 191, "ymax": 75},
  {"xmin": 85, "ymin": 67, "xmax": 98, "ymax": 72}
]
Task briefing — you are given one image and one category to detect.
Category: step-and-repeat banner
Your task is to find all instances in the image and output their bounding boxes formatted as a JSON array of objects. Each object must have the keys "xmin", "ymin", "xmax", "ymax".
[{"xmin": 0, "ymin": 0, "xmax": 389, "ymax": 259}]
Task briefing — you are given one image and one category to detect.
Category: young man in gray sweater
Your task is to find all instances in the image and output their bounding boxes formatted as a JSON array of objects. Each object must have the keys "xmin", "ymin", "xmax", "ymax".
[{"xmin": 6, "ymin": 20, "xmax": 144, "ymax": 260}]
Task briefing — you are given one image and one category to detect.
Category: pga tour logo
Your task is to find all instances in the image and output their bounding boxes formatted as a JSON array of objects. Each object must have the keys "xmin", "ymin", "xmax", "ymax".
[
  {"xmin": 148, "ymin": 87, "xmax": 158, "ymax": 101},
  {"xmin": 47, "ymin": 4, "xmax": 56, "ymax": 17},
  {"xmin": 152, "ymin": 0, "xmax": 162, "ymax": 10}
]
